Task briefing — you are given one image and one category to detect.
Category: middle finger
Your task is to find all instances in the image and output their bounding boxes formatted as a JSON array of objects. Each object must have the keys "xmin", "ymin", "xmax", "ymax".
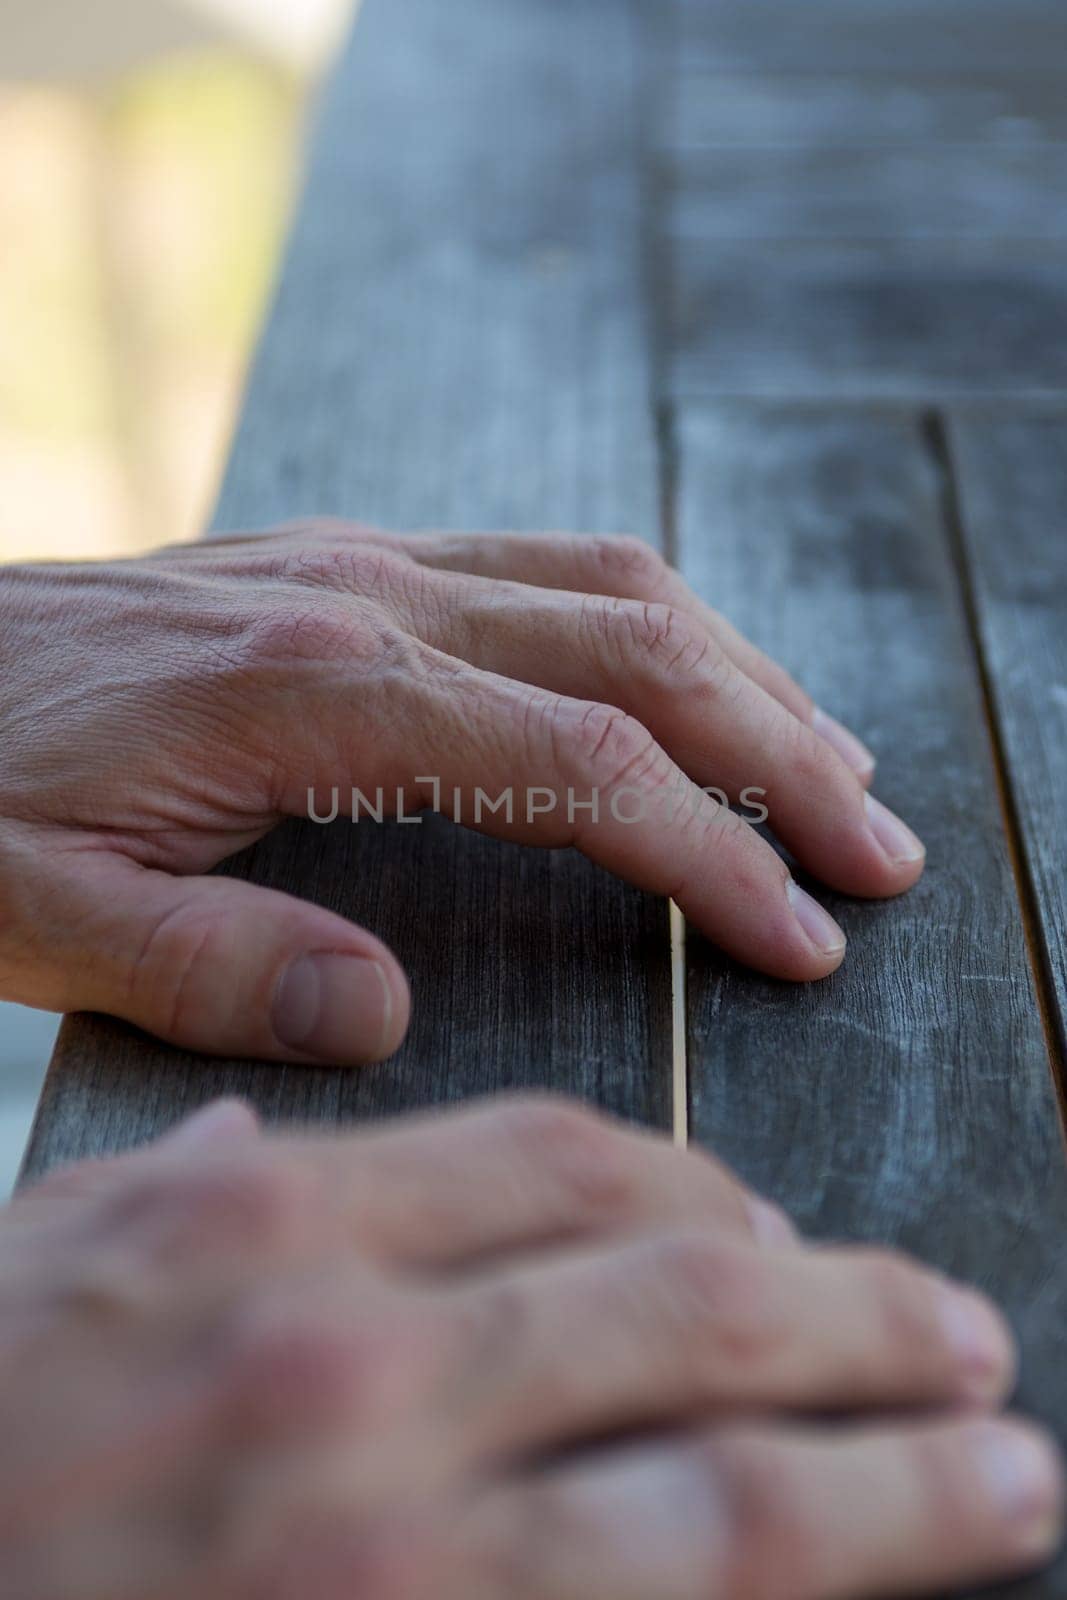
[
  {"xmin": 403, "ymin": 574, "xmax": 924, "ymax": 899},
  {"xmin": 438, "ymin": 1232, "xmax": 1014, "ymax": 1467}
]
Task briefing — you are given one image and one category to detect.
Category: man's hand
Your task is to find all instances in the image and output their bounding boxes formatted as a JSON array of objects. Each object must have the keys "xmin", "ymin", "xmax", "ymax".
[
  {"xmin": 2, "ymin": 1095, "xmax": 1058, "ymax": 1600},
  {"xmin": 0, "ymin": 526, "xmax": 925, "ymax": 1062}
]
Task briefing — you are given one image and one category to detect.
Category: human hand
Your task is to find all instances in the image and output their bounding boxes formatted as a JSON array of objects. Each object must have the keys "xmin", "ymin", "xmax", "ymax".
[
  {"xmin": 0, "ymin": 526, "xmax": 925, "ymax": 1063},
  {"xmin": 3, "ymin": 1094, "xmax": 1059, "ymax": 1600}
]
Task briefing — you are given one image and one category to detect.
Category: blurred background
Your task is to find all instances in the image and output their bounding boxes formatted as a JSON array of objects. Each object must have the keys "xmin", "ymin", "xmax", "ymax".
[{"xmin": 0, "ymin": 0, "xmax": 356, "ymax": 1190}]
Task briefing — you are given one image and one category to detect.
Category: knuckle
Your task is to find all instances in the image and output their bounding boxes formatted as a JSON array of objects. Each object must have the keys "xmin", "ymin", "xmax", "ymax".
[
  {"xmin": 907, "ymin": 1426, "xmax": 986, "ymax": 1545},
  {"xmin": 273, "ymin": 541, "xmax": 412, "ymax": 598},
  {"xmin": 228, "ymin": 1311, "xmax": 367, "ymax": 1428},
  {"xmin": 692, "ymin": 790, "xmax": 762, "ymax": 860},
  {"xmin": 676, "ymin": 1144, "xmax": 751, "ymax": 1224},
  {"xmin": 22, "ymin": 1154, "xmax": 114, "ymax": 1205},
  {"xmin": 105, "ymin": 1154, "xmax": 317, "ymax": 1266},
  {"xmin": 494, "ymin": 1096, "xmax": 639, "ymax": 1225},
  {"xmin": 225, "ymin": 1295, "xmax": 424, "ymax": 1437},
  {"xmin": 248, "ymin": 1513, "xmax": 437, "ymax": 1600},
  {"xmin": 355, "ymin": 1528, "xmax": 435, "ymax": 1600},
  {"xmin": 707, "ymin": 1437, "xmax": 821, "ymax": 1599},
  {"xmin": 556, "ymin": 699, "xmax": 663, "ymax": 791},
  {"xmin": 862, "ymin": 1247, "xmax": 940, "ymax": 1352},
  {"xmin": 52, "ymin": 1248, "xmax": 157, "ymax": 1331},
  {"xmin": 491, "ymin": 1482, "xmax": 595, "ymax": 1600},
  {"xmin": 649, "ymin": 1234, "xmax": 780, "ymax": 1372},
  {"xmin": 493, "ymin": 1094, "xmax": 608, "ymax": 1155},
  {"xmin": 212, "ymin": 1158, "xmax": 318, "ymax": 1247},
  {"xmin": 590, "ymin": 534, "xmax": 668, "ymax": 593},
  {"xmin": 243, "ymin": 601, "xmax": 377, "ymax": 671},
  {"xmin": 458, "ymin": 1280, "xmax": 531, "ymax": 1387},
  {"xmin": 781, "ymin": 709, "xmax": 855, "ymax": 794},
  {"xmin": 229, "ymin": 602, "xmax": 431, "ymax": 735},
  {"xmin": 269, "ymin": 515, "xmax": 382, "ymax": 547},
  {"xmin": 612, "ymin": 600, "xmax": 722, "ymax": 687},
  {"xmin": 650, "ymin": 1232, "xmax": 736, "ymax": 1301},
  {"xmin": 125, "ymin": 894, "xmax": 228, "ymax": 1039}
]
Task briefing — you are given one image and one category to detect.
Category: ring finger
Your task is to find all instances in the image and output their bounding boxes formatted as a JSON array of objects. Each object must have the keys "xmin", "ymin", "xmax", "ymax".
[{"xmin": 456, "ymin": 1418, "xmax": 1063, "ymax": 1600}]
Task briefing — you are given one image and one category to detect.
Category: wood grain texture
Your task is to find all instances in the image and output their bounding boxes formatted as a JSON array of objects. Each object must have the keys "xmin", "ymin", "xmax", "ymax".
[
  {"xmin": 664, "ymin": 18, "xmax": 1067, "ymax": 1592},
  {"xmin": 670, "ymin": 146, "xmax": 1067, "ymax": 241},
  {"xmin": 666, "ymin": 1, "xmax": 1067, "ymax": 401},
  {"xmin": 949, "ymin": 411, "xmax": 1067, "ymax": 1071},
  {"xmin": 677, "ymin": 404, "xmax": 1067, "ymax": 1598},
  {"xmin": 22, "ymin": 0, "xmax": 672, "ymax": 1180},
  {"xmin": 671, "ymin": 242, "xmax": 1067, "ymax": 401},
  {"xmin": 668, "ymin": 71, "xmax": 1067, "ymax": 149},
  {"xmin": 676, "ymin": 0, "xmax": 1067, "ymax": 76}
]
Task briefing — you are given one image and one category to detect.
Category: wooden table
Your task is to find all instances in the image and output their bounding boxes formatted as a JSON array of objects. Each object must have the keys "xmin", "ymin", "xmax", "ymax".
[{"xmin": 22, "ymin": 4, "xmax": 1067, "ymax": 1593}]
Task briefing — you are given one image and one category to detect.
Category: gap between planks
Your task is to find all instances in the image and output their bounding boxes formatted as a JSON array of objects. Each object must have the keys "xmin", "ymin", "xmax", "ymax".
[
  {"xmin": 922, "ymin": 409, "xmax": 1067, "ymax": 1134},
  {"xmin": 669, "ymin": 900, "xmax": 689, "ymax": 1146},
  {"xmin": 656, "ymin": 396, "xmax": 688, "ymax": 1148}
]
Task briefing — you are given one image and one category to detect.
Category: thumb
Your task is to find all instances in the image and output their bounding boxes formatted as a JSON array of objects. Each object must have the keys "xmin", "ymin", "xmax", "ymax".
[{"xmin": 29, "ymin": 853, "xmax": 411, "ymax": 1065}]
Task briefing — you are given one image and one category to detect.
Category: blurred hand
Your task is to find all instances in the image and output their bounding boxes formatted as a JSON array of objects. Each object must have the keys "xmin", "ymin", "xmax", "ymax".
[
  {"xmin": 0, "ymin": 525, "xmax": 925, "ymax": 1063},
  {"xmin": 2, "ymin": 1095, "xmax": 1058, "ymax": 1600}
]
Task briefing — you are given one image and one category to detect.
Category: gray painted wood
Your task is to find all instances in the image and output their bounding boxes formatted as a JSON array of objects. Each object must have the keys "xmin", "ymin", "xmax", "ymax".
[
  {"xmin": 21, "ymin": 0, "xmax": 672, "ymax": 1178},
  {"xmin": 27, "ymin": 818, "xmax": 671, "ymax": 1172},
  {"xmin": 671, "ymin": 242, "xmax": 1067, "ymax": 401},
  {"xmin": 677, "ymin": 403, "xmax": 1067, "ymax": 1598},
  {"xmin": 677, "ymin": 0, "xmax": 1067, "ymax": 77},
  {"xmin": 669, "ymin": 71, "xmax": 1067, "ymax": 149},
  {"xmin": 950, "ymin": 411, "xmax": 1067, "ymax": 1067},
  {"xmin": 666, "ymin": 17, "xmax": 1067, "ymax": 1592},
  {"xmin": 666, "ymin": 2, "xmax": 1067, "ymax": 400},
  {"xmin": 670, "ymin": 145, "xmax": 1067, "ymax": 241}
]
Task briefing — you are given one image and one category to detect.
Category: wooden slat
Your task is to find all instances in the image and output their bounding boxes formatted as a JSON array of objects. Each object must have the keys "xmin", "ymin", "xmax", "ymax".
[
  {"xmin": 664, "ymin": 1, "xmax": 1067, "ymax": 401},
  {"xmin": 668, "ymin": 71, "xmax": 1067, "ymax": 149},
  {"xmin": 949, "ymin": 411, "xmax": 1067, "ymax": 1069},
  {"xmin": 666, "ymin": 18, "xmax": 1067, "ymax": 1592},
  {"xmin": 677, "ymin": 0, "xmax": 1067, "ymax": 77},
  {"xmin": 670, "ymin": 145, "xmax": 1067, "ymax": 241},
  {"xmin": 671, "ymin": 242, "xmax": 1067, "ymax": 400},
  {"xmin": 677, "ymin": 403, "xmax": 1067, "ymax": 1598},
  {"xmin": 22, "ymin": 0, "xmax": 672, "ymax": 1180}
]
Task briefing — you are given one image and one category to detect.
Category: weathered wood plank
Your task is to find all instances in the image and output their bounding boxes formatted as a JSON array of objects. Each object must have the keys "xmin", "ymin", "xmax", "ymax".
[
  {"xmin": 669, "ymin": 71, "xmax": 1067, "ymax": 149},
  {"xmin": 677, "ymin": 0, "xmax": 1067, "ymax": 77},
  {"xmin": 27, "ymin": 817, "xmax": 671, "ymax": 1174},
  {"xmin": 677, "ymin": 403, "xmax": 1067, "ymax": 1597},
  {"xmin": 671, "ymin": 241, "xmax": 1067, "ymax": 400},
  {"xmin": 664, "ymin": 3, "xmax": 1067, "ymax": 401},
  {"xmin": 21, "ymin": 0, "xmax": 672, "ymax": 1180},
  {"xmin": 949, "ymin": 410, "xmax": 1067, "ymax": 1069},
  {"xmin": 670, "ymin": 144, "xmax": 1067, "ymax": 241}
]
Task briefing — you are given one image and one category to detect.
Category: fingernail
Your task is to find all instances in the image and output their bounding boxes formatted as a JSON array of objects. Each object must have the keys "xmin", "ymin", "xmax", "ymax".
[
  {"xmin": 974, "ymin": 1421, "xmax": 1065, "ymax": 1556},
  {"xmin": 812, "ymin": 707, "xmax": 875, "ymax": 778},
  {"xmin": 164, "ymin": 1099, "xmax": 258, "ymax": 1149},
  {"xmin": 272, "ymin": 953, "xmax": 392, "ymax": 1063},
  {"xmin": 865, "ymin": 793, "xmax": 926, "ymax": 866},
  {"xmin": 786, "ymin": 880, "xmax": 846, "ymax": 957},
  {"xmin": 939, "ymin": 1285, "xmax": 1015, "ymax": 1401},
  {"xmin": 746, "ymin": 1196, "xmax": 799, "ymax": 1248}
]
